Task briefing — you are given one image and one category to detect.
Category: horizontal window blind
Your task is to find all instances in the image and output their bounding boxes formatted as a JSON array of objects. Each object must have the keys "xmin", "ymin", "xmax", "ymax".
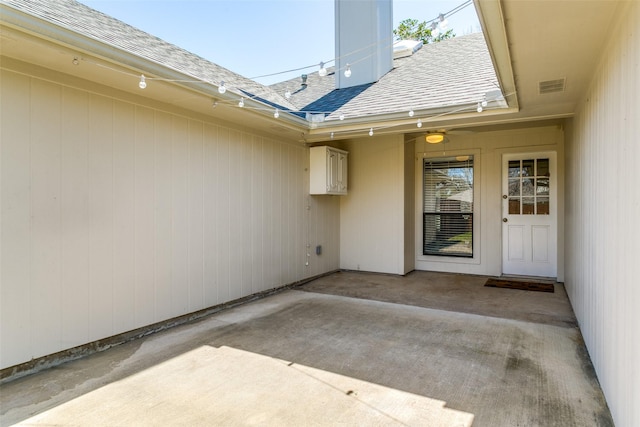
[{"xmin": 423, "ymin": 156, "xmax": 474, "ymax": 257}]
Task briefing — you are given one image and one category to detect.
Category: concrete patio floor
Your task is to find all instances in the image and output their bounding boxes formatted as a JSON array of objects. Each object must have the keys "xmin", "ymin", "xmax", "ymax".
[{"xmin": 0, "ymin": 271, "xmax": 613, "ymax": 426}]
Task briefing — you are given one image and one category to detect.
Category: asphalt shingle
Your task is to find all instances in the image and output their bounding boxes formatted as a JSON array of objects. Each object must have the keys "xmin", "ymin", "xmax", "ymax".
[{"xmin": 3, "ymin": 0, "xmax": 297, "ymax": 110}]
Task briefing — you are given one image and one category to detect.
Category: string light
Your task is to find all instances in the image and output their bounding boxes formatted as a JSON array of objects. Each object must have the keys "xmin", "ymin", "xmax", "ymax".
[
  {"xmin": 369, "ymin": 128, "xmax": 374, "ymax": 136},
  {"xmin": 318, "ymin": 61, "xmax": 327, "ymax": 77},
  {"xmin": 72, "ymin": 57, "xmax": 79, "ymax": 66},
  {"xmin": 218, "ymin": 81, "xmax": 226, "ymax": 94},
  {"xmin": 409, "ymin": 109, "xmax": 415, "ymax": 117},
  {"xmin": 330, "ymin": 132, "xmax": 334, "ymax": 139},
  {"xmin": 417, "ymin": 119, "xmax": 422, "ymax": 128},
  {"xmin": 274, "ymin": 109, "xmax": 280, "ymax": 118},
  {"xmin": 212, "ymin": 100, "xmax": 218, "ymax": 108},
  {"xmin": 344, "ymin": 64, "xmax": 352, "ymax": 78},
  {"xmin": 339, "ymin": 114, "xmax": 345, "ymax": 120},
  {"xmin": 138, "ymin": 74, "xmax": 146, "ymax": 89},
  {"xmin": 477, "ymin": 102, "xmax": 483, "ymax": 113},
  {"xmin": 481, "ymin": 98, "xmax": 488, "ymax": 107},
  {"xmin": 238, "ymin": 97, "xmax": 244, "ymax": 107},
  {"xmin": 285, "ymin": 90, "xmax": 291, "ymax": 99}
]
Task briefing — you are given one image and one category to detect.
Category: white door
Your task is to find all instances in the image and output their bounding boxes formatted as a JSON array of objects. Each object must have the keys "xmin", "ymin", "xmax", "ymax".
[{"xmin": 502, "ymin": 153, "xmax": 557, "ymax": 278}]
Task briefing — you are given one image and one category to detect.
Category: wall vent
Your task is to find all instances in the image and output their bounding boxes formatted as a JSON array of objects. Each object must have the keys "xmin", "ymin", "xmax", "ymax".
[{"xmin": 539, "ymin": 78, "xmax": 566, "ymax": 94}]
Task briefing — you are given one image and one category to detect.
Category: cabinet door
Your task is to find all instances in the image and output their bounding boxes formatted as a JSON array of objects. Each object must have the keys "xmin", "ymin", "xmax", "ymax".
[
  {"xmin": 327, "ymin": 149, "xmax": 339, "ymax": 192},
  {"xmin": 337, "ymin": 152, "xmax": 347, "ymax": 193}
]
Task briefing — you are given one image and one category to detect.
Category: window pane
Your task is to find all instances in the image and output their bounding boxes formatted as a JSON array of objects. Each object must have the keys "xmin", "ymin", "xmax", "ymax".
[
  {"xmin": 424, "ymin": 156, "xmax": 473, "ymax": 257},
  {"xmin": 537, "ymin": 197, "xmax": 550, "ymax": 215},
  {"xmin": 508, "ymin": 179, "xmax": 520, "ymax": 196},
  {"xmin": 536, "ymin": 178, "xmax": 549, "ymax": 195},
  {"xmin": 509, "ymin": 198, "xmax": 520, "ymax": 214},
  {"xmin": 508, "ymin": 160, "xmax": 520, "ymax": 177},
  {"xmin": 537, "ymin": 159, "xmax": 550, "ymax": 177},
  {"xmin": 522, "ymin": 197, "xmax": 535, "ymax": 214},
  {"xmin": 522, "ymin": 178, "xmax": 535, "ymax": 196},
  {"xmin": 522, "ymin": 159, "xmax": 534, "ymax": 176}
]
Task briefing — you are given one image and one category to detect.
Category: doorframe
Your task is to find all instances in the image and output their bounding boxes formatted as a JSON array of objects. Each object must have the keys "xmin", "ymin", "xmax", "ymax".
[{"xmin": 500, "ymin": 149, "xmax": 563, "ymax": 280}]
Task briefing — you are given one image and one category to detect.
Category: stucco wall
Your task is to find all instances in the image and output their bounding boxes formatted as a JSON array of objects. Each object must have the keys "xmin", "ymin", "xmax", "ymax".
[
  {"xmin": 0, "ymin": 63, "xmax": 340, "ymax": 370},
  {"xmin": 564, "ymin": 2, "xmax": 640, "ymax": 425}
]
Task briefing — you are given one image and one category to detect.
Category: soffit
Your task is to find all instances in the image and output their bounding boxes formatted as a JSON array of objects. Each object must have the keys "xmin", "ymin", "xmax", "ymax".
[{"xmin": 477, "ymin": 0, "xmax": 623, "ymax": 122}]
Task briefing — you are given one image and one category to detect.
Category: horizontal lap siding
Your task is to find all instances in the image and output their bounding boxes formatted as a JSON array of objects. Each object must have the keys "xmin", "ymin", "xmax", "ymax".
[
  {"xmin": 0, "ymin": 68, "xmax": 340, "ymax": 369},
  {"xmin": 565, "ymin": 2, "xmax": 640, "ymax": 426}
]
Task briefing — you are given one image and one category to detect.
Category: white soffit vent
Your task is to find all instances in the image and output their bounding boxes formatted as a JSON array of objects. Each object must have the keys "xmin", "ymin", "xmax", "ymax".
[{"xmin": 538, "ymin": 78, "xmax": 566, "ymax": 94}]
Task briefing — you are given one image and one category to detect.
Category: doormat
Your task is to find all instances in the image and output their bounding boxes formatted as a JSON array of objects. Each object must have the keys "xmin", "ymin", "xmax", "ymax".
[{"xmin": 484, "ymin": 278, "xmax": 554, "ymax": 293}]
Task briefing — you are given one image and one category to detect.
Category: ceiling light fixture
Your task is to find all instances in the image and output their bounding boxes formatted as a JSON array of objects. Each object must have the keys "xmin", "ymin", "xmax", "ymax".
[{"xmin": 426, "ymin": 133, "xmax": 445, "ymax": 144}]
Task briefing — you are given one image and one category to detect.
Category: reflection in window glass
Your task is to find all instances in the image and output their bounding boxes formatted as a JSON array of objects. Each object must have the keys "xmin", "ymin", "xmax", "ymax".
[
  {"xmin": 522, "ymin": 198, "xmax": 535, "ymax": 214},
  {"xmin": 537, "ymin": 198, "xmax": 550, "ymax": 215},
  {"xmin": 522, "ymin": 160, "xmax": 534, "ymax": 176},
  {"xmin": 424, "ymin": 156, "xmax": 474, "ymax": 258},
  {"xmin": 509, "ymin": 161, "xmax": 520, "ymax": 177},
  {"xmin": 537, "ymin": 159, "xmax": 550, "ymax": 176},
  {"xmin": 509, "ymin": 179, "xmax": 520, "ymax": 196},
  {"xmin": 507, "ymin": 158, "xmax": 551, "ymax": 215},
  {"xmin": 509, "ymin": 198, "xmax": 520, "ymax": 214}
]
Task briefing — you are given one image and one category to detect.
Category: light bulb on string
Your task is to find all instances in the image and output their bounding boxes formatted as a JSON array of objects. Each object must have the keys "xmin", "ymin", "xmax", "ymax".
[
  {"xmin": 274, "ymin": 109, "xmax": 279, "ymax": 118},
  {"xmin": 344, "ymin": 64, "xmax": 352, "ymax": 78},
  {"xmin": 285, "ymin": 90, "xmax": 291, "ymax": 99},
  {"xmin": 431, "ymin": 22, "xmax": 440, "ymax": 38},
  {"xmin": 339, "ymin": 114, "xmax": 345, "ymax": 121},
  {"xmin": 138, "ymin": 74, "xmax": 147, "ymax": 89},
  {"xmin": 438, "ymin": 13, "xmax": 448, "ymax": 30},
  {"xmin": 318, "ymin": 62, "xmax": 327, "ymax": 77},
  {"xmin": 417, "ymin": 119, "xmax": 422, "ymax": 128},
  {"xmin": 369, "ymin": 128, "xmax": 374, "ymax": 137},
  {"xmin": 218, "ymin": 81, "xmax": 226, "ymax": 94},
  {"xmin": 477, "ymin": 102, "xmax": 483, "ymax": 113},
  {"xmin": 481, "ymin": 98, "xmax": 488, "ymax": 107},
  {"xmin": 238, "ymin": 98, "xmax": 244, "ymax": 107},
  {"xmin": 330, "ymin": 132, "xmax": 334, "ymax": 139},
  {"xmin": 409, "ymin": 109, "xmax": 415, "ymax": 117}
]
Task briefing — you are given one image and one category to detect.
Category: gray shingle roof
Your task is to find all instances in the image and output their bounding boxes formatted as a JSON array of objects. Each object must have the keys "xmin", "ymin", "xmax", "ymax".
[
  {"xmin": 270, "ymin": 33, "xmax": 499, "ymax": 121},
  {"xmin": 2, "ymin": 0, "xmax": 297, "ymax": 110},
  {"xmin": 3, "ymin": 0, "xmax": 499, "ymax": 124}
]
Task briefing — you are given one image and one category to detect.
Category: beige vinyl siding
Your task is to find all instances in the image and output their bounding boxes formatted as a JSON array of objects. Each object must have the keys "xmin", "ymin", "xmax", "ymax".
[
  {"xmin": 0, "ymin": 66, "xmax": 339, "ymax": 369},
  {"xmin": 564, "ymin": 2, "xmax": 640, "ymax": 426},
  {"xmin": 339, "ymin": 134, "xmax": 408, "ymax": 275}
]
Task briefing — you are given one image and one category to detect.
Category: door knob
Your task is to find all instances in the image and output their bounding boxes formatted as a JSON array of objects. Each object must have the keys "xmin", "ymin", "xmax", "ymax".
[
  {"xmin": 503, "ymin": 218, "xmax": 508, "ymax": 222},
  {"xmin": 502, "ymin": 195, "xmax": 508, "ymax": 199}
]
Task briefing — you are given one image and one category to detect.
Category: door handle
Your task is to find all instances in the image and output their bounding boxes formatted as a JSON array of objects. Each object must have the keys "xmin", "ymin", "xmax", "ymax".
[
  {"xmin": 503, "ymin": 195, "xmax": 508, "ymax": 199},
  {"xmin": 503, "ymin": 218, "xmax": 508, "ymax": 222}
]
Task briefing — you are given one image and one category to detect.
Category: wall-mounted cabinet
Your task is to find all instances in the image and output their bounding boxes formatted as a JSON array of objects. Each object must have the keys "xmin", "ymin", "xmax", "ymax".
[{"xmin": 310, "ymin": 146, "xmax": 348, "ymax": 195}]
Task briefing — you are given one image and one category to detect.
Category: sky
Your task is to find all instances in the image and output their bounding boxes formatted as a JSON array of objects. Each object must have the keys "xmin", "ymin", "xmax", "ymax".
[{"xmin": 80, "ymin": 0, "xmax": 481, "ymax": 85}]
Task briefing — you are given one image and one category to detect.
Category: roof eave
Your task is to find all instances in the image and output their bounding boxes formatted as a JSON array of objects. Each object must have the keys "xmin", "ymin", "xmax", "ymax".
[{"xmin": 0, "ymin": 3, "xmax": 310, "ymax": 131}]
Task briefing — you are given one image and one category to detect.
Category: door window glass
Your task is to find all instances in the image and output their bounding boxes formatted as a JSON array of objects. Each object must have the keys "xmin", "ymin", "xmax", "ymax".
[{"xmin": 507, "ymin": 158, "xmax": 550, "ymax": 215}]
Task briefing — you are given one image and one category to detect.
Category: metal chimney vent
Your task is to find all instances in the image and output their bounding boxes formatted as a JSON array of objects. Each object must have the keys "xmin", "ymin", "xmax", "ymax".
[{"xmin": 538, "ymin": 78, "xmax": 566, "ymax": 94}]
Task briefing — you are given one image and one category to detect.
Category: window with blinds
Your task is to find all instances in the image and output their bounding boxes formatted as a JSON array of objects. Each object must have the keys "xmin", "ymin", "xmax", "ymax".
[{"xmin": 423, "ymin": 156, "xmax": 474, "ymax": 257}]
